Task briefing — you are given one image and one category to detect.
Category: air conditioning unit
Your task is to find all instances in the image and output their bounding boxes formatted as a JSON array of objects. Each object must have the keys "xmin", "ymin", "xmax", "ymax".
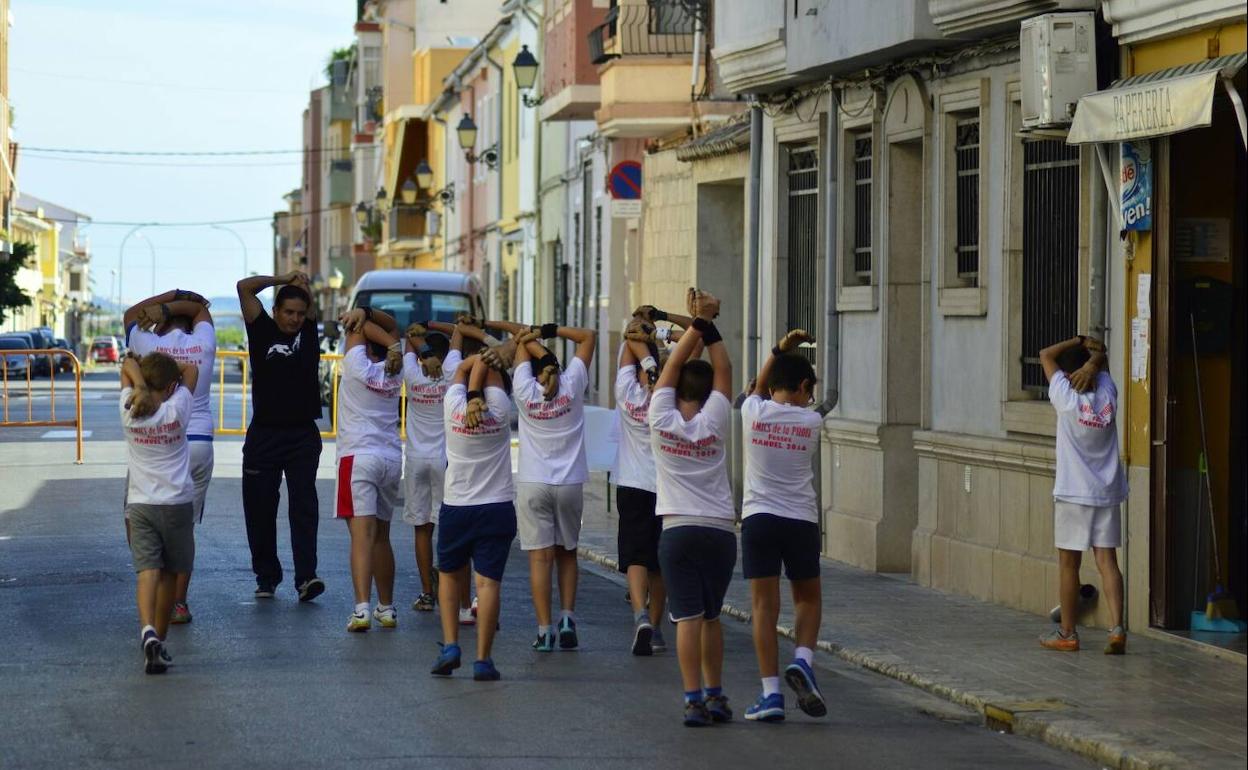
[{"xmin": 1020, "ymin": 12, "xmax": 1096, "ymax": 128}]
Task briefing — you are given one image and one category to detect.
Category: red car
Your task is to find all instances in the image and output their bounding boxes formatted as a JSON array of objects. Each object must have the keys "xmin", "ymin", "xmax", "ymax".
[{"xmin": 91, "ymin": 337, "xmax": 121, "ymax": 364}]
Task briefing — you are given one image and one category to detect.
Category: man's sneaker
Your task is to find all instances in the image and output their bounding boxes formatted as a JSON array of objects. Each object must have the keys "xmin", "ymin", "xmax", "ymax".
[
  {"xmin": 705, "ymin": 694, "xmax": 733, "ymax": 723},
  {"xmin": 473, "ymin": 658, "xmax": 501, "ymax": 681},
  {"xmin": 631, "ymin": 620, "xmax": 654, "ymax": 656},
  {"xmin": 471, "ymin": 596, "xmax": 479, "ymax": 617},
  {"xmin": 557, "ymin": 616, "xmax": 578, "ymax": 650},
  {"xmin": 1039, "ymin": 627, "xmax": 1080, "ymax": 652},
  {"xmin": 784, "ymin": 659, "xmax": 828, "ymax": 717},
  {"xmin": 170, "ymin": 601, "xmax": 192, "ymax": 625},
  {"xmin": 412, "ymin": 593, "xmax": 435, "ymax": 612},
  {"xmin": 1105, "ymin": 625, "xmax": 1127, "ymax": 655},
  {"xmin": 532, "ymin": 630, "xmax": 556, "ymax": 652},
  {"xmin": 254, "ymin": 582, "xmax": 276, "ymax": 600},
  {"xmin": 458, "ymin": 607, "xmax": 476, "ymax": 626},
  {"xmin": 297, "ymin": 577, "xmax": 325, "ymax": 603},
  {"xmin": 159, "ymin": 646, "xmax": 174, "ymax": 666},
  {"xmin": 373, "ymin": 605, "xmax": 398, "ymax": 629},
  {"xmin": 431, "ymin": 643, "xmax": 462, "ymax": 676},
  {"xmin": 744, "ymin": 692, "xmax": 786, "ymax": 722},
  {"xmin": 650, "ymin": 627, "xmax": 667, "ymax": 653},
  {"xmin": 142, "ymin": 631, "xmax": 167, "ymax": 675},
  {"xmin": 683, "ymin": 700, "xmax": 712, "ymax": 727},
  {"xmin": 346, "ymin": 610, "xmax": 371, "ymax": 633}
]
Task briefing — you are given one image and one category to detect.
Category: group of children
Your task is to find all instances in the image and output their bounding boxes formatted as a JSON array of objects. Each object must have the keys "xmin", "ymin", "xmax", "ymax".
[{"xmin": 118, "ymin": 278, "xmax": 1128, "ymax": 726}]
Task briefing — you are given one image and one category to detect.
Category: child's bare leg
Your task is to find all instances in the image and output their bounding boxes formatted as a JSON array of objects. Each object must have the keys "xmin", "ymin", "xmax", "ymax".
[
  {"xmin": 555, "ymin": 547, "xmax": 578, "ymax": 612},
  {"xmin": 700, "ymin": 618, "xmax": 724, "ymax": 690},
  {"xmin": 750, "ymin": 577, "xmax": 781, "ymax": 679},
  {"xmin": 174, "ymin": 571, "xmax": 192, "ymax": 604},
  {"xmin": 1058, "ymin": 548, "xmax": 1082, "ymax": 634},
  {"xmin": 413, "ymin": 524, "xmax": 434, "ymax": 595},
  {"xmin": 136, "ymin": 569, "xmax": 160, "ymax": 629},
  {"xmin": 460, "ymin": 573, "xmax": 473, "ymax": 610},
  {"xmin": 648, "ymin": 574, "xmax": 667, "ymax": 628},
  {"xmin": 155, "ymin": 571, "xmax": 177, "ymax": 638},
  {"xmin": 438, "ymin": 566, "xmax": 469, "ymax": 644},
  {"xmin": 475, "ymin": 573, "xmax": 502, "ymax": 661},
  {"xmin": 676, "ymin": 618, "xmax": 704, "ymax": 693},
  {"xmin": 529, "ymin": 547, "xmax": 555, "ymax": 626},
  {"xmin": 372, "ymin": 520, "xmax": 395, "ymax": 606},
  {"xmin": 347, "ymin": 517, "xmax": 377, "ymax": 605},
  {"xmin": 1093, "ymin": 547, "xmax": 1124, "ymax": 628},
  {"xmin": 627, "ymin": 565, "xmax": 650, "ymax": 617},
  {"xmin": 791, "ymin": 577, "xmax": 823, "ymax": 651}
]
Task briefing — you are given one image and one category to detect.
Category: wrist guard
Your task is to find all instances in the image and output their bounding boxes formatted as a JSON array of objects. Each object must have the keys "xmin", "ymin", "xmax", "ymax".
[
  {"xmin": 539, "ymin": 323, "xmax": 559, "ymax": 339},
  {"xmin": 772, "ymin": 346, "xmax": 784, "ymax": 357},
  {"xmin": 692, "ymin": 317, "xmax": 722, "ymax": 346},
  {"xmin": 651, "ymin": 308, "xmax": 668, "ymax": 322},
  {"xmin": 466, "ymin": 389, "xmax": 483, "ymax": 401}
]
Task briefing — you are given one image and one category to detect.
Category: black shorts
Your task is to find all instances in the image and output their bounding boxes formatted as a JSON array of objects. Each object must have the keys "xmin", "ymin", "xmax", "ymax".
[
  {"xmin": 616, "ymin": 486, "xmax": 661, "ymax": 573},
  {"xmin": 437, "ymin": 501, "xmax": 517, "ymax": 582},
  {"xmin": 658, "ymin": 525, "xmax": 737, "ymax": 622},
  {"xmin": 741, "ymin": 513, "xmax": 821, "ymax": 581}
]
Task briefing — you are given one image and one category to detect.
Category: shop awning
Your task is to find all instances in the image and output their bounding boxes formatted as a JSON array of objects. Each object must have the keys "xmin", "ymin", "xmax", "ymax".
[{"xmin": 1067, "ymin": 52, "xmax": 1246, "ymax": 145}]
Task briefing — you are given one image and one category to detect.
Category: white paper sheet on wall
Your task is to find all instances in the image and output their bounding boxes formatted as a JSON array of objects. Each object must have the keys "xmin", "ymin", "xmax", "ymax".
[
  {"xmin": 1136, "ymin": 273, "xmax": 1151, "ymax": 320},
  {"xmin": 1130, "ymin": 317, "xmax": 1149, "ymax": 381}
]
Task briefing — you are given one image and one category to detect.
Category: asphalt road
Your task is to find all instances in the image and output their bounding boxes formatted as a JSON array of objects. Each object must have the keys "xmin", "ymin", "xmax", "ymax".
[{"xmin": 0, "ymin": 371, "xmax": 1089, "ymax": 769}]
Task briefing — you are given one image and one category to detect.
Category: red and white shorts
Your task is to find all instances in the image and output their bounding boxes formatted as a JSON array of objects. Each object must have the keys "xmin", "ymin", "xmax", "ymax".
[{"xmin": 336, "ymin": 454, "xmax": 402, "ymax": 521}]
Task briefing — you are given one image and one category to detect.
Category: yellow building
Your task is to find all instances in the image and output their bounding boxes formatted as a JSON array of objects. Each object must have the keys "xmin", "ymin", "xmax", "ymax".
[{"xmin": 9, "ymin": 205, "xmax": 60, "ymax": 334}]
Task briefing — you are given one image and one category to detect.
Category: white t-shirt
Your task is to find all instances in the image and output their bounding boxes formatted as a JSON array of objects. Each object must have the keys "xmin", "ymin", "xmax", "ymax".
[
  {"xmin": 336, "ymin": 346, "xmax": 403, "ymax": 462},
  {"xmin": 614, "ymin": 359, "xmax": 655, "ymax": 492},
  {"xmin": 127, "ymin": 321, "xmax": 216, "ymax": 438},
  {"xmin": 402, "ymin": 349, "xmax": 462, "ymax": 459},
  {"xmin": 648, "ymin": 387, "xmax": 735, "ymax": 521},
  {"xmin": 120, "ymin": 386, "xmax": 195, "ymax": 505},
  {"xmin": 513, "ymin": 356, "xmax": 589, "ymax": 485},
  {"xmin": 443, "ymin": 383, "xmax": 514, "ymax": 506},
  {"xmin": 1049, "ymin": 371, "xmax": 1127, "ymax": 506},
  {"xmin": 741, "ymin": 395, "xmax": 821, "ymax": 522}
]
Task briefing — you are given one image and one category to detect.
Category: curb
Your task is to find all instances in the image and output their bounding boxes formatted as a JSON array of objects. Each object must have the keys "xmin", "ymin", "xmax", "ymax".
[{"xmin": 577, "ymin": 542, "xmax": 1192, "ymax": 770}]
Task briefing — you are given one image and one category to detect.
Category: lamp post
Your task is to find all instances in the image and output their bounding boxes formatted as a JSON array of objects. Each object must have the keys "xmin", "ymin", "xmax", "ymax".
[
  {"xmin": 210, "ymin": 223, "xmax": 249, "ymax": 278},
  {"xmin": 117, "ymin": 224, "xmax": 152, "ymax": 305},
  {"xmin": 327, "ymin": 268, "xmax": 344, "ymax": 319},
  {"xmin": 456, "ymin": 114, "xmax": 499, "ymax": 168},
  {"xmin": 512, "ymin": 44, "xmax": 543, "ymax": 108}
]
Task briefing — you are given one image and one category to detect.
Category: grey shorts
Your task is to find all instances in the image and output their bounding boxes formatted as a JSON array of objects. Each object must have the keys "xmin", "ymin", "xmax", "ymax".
[
  {"xmin": 126, "ymin": 502, "xmax": 195, "ymax": 573},
  {"xmin": 516, "ymin": 482, "xmax": 584, "ymax": 550}
]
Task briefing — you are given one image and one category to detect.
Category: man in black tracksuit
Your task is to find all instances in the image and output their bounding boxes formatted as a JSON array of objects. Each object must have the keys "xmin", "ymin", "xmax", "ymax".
[{"xmin": 237, "ymin": 271, "xmax": 326, "ymax": 601}]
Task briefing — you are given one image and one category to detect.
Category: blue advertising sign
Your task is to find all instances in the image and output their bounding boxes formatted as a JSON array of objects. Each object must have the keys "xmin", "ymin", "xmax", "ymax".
[{"xmin": 1120, "ymin": 141, "xmax": 1152, "ymax": 232}]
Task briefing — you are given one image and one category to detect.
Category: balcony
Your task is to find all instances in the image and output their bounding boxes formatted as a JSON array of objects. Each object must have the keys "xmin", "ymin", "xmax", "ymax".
[
  {"xmin": 328, "ymin": 160, "xmax": 354, "ymax": 206},
  {"xmin": 387, "ymin": 204, "xmax": 430, "ymax": 248},
  {"xmin": 1102, "ymin": 0, "xmax": 1244, "ymax": 44},
  {"xmin": 712, "ymin": 1, "xmax": 791, "ymax": 96},
  {"xmin": 786, "ymin": 0, "xmax": 948, "ymax": 79},
  {"xmin": 329, "ymin": 81, "xmax": 354, "ymax": 122},
  {"xmin": 930, "ymin": 0, "xmax": 1097, "ymax": 38},
  {"xmin": 588, "ymin": 0, "xmax": 696, "ymax": 65},
  {"xmin": 538, "ymin": 0, "xmax": 610, "ymax": 122}
]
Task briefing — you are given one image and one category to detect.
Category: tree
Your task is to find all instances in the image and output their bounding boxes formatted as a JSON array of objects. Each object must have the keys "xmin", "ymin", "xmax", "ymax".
[
  {"xmin": 324, "ymin": 44, "xmax": 356, "ymax": 81},
  {"xmin": 215, "ymin": 325, "xmax": 245, "ymax": 349},
  {"xmin": 0, "ymin": 242, "xmax": 34, "ymax": 326}
]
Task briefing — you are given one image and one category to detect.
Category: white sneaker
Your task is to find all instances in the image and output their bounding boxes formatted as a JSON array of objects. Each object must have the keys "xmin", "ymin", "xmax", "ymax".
[
  {"xmin": 458, "ymin": 607, "xmax": 476, "ymax": 626},
  {"xmin": 347, "ymin": 610, "xmax": 370, "ymax": 633},
  {"xmin": 373, "ymin": 605, "xmax": 397, "ymax": 629}
]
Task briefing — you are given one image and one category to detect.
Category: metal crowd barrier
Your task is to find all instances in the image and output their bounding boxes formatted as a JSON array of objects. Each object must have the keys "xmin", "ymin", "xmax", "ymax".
[
  {"xmin": 0, "ymin": 348, "xmax": 85, "ymax": 464},
  {"xmin": 217, "ymin": 350, "xmax": 375, "ymax": 440}
]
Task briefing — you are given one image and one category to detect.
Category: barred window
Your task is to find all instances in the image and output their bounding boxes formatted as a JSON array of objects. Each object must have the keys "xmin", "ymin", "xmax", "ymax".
[
  {"xmin": 852, "ymin": 134, "xmax": 872, "ymax": 284},
  {"xmin": 786, "ymin": 145, "xmax": 819, "ymax": 367},
  {"xmin": 954, "ymin": 117, "xmax": 980, "ymax": 285}
]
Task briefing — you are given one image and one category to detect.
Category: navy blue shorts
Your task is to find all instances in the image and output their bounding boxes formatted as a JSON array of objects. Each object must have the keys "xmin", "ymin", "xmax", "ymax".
[
  {"xmin": 658, "ymin": 525, "xmax": 737, "ymax": 622},
  {"xmin": 437, "ymin": 501, "xmax": 517, "ymax": 582},
  {"xmin": 741, "ymin": 513, "xmax": 821, "ymax": 581}
]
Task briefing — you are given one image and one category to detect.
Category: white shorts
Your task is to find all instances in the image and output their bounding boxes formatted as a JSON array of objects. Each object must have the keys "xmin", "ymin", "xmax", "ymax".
[
  {"xmin": 189, "ymin": 440, "xmax": 214, "ymax": 524},
  {"xmin": 402, "ymin": 452, "xmax": 446, "ymax": 526},
  {"xmin": 336, "ymin": 454, "xmax": 401, "ymax": 521},
  {"xmin": 516, "ymin": 482, "xmax": 584, "ymax": 550},
  {"xmin": 1054, "ymin": 501, "xmax": 1122, "ymax": 551}
]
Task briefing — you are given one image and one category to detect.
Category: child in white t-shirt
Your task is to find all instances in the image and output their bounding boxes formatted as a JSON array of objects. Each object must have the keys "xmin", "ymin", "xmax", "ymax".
[
  {"xmin": 1039, "ymin": 335, "xmax": 1128, "ymax": 654},
  {"xmin": 649, "ymin": 289, "xmax": 736, "ymax": 728},
  {"xmin": 740, "ymin": 330, "xmax": 827, "ymax": 722},
  {"xmin": 120, "ymin": 351, "xmax": 199, "ymax": 675}
]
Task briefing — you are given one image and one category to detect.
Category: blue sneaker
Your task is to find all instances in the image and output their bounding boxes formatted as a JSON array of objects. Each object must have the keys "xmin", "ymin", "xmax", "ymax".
[
  {"xmin": 784, "ymin": 659, "xmax": 827, "ymax": 717},
  {"xmin": 430, "ymin": 643, "xmax": 462, "ymax": 676},
  {"xmin": 473, "ymin": 658, "xmax": 501, "ymax": 681},
  {"xmin": 558, "ymin": 616, "xmax": 578, "ymax": 650},
  {"xmin": 744, "ymin": 692, "xmax": 786, "ymax": 722},
  {"xmin": 683, "ymin": 700, "xmax": 712, "ymax": 727}
]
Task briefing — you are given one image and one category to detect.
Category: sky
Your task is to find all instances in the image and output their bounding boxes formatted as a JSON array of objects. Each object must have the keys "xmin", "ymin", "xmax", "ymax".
[{"xmin": 9, "ymin": 0, "xmax": 356, "ymax": 305}]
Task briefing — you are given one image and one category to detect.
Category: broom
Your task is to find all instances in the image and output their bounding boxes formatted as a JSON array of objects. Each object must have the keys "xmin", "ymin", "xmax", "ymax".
[{"xmin": 1190, "ymin": 314, "xmax": 1238, "ymax": 621}]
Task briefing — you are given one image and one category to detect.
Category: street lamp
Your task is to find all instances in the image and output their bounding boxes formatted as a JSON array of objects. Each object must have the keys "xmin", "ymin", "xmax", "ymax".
[
  {"xmin": 401, "ymin": 176, "xmax": 418, "ymax": 205},
  {"xmin": 117, "ymin": 223, "xmax": 154, "ymax": 305},
  {"xmin": 355, "ymin": 201, "xmax": 369, "ymax": 225},
  {"xmin": 512, "ymin": 44, "xmax": 543, "ymax": 108},
  {"xmin": 327, "ymin": 268, "xmax": 344, "ymax": 318},
  {"xmin": 456, "ymin": 114, "xmax": 478, "ymax": 152},
  {"xmin": 415, "ymin": 159, "xmax": 433, "ymax": 190},
  {"xmin": 210, "ymin": 223, "xmax": 249, "ymax": 280}
]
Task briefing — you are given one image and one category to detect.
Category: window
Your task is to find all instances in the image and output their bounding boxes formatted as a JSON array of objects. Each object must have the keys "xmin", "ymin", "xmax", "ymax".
[
  {"xmin": 785, "ymin": 144, "xmax": 820, "ymax": 367},
  {"xmin": 851, "ymin": 134, "xmax": 873, "ymax": 284},
  {"xmin": 954, "ymin": 117, "xmax": 980, "ymax": 284}
]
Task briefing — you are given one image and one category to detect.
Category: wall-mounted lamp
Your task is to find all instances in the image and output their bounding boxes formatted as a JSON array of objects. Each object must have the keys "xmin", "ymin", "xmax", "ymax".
[
  {"xmin": 456, "ymin": 114, "xmax": 499, "ymax": 169},
  {"xmin": 512, "ymin": 44, "xmax": 543, "ymax": 108}
]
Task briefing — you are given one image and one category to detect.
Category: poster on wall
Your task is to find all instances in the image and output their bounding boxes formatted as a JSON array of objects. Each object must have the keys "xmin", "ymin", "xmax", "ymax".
[{"xmin": 1120, "ymin": 141, "xmax": 1152, "ymax": 232}]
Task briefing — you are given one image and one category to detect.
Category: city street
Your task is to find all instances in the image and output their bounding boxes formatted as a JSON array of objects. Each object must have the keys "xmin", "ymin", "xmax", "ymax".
[{"xmin": 0, "ymin": 372, "xmax": 1088, "ymax": 769}]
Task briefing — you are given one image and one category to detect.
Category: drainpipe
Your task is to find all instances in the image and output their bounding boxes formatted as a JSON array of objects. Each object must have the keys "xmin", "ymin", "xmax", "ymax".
[
  {"xmin": 486, "ymin": 51, "xmax": 506, "ymax": 316},
  {"xmin": 433, "ymin": 113, "xmax": 449, "ymax": 267},
  {"xmin": 745, "ymin": 103, "xmax": 762, "ymax": 380},
  {"xmin": 1088, "ymin": 146, "xmax": 1109, "ymax": 341},
  {"xmin": 817, "ymin": 85, "xmax": 840, "ymax": 415}
]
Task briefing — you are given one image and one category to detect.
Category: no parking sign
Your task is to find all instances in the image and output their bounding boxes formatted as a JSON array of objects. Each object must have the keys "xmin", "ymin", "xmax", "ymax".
[{"xmin": 609, "ymin": 161, "xmax": 642, "ymax": 218}]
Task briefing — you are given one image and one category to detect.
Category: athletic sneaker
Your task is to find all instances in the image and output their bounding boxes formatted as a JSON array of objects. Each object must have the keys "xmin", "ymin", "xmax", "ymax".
[
  {"xmin": 297, "ymin": 577, "xmax": 325, "ymax": 603},
  {"xmin": 431, "ymin": 643, "xmax": 462, "ymax": 676},
  {"xmin": 532, "ymin": 630, "xmax": 556, "ymax": 652},
  {"xmin": 159, "ymin": 646, "xmax": 174, "ymax": 666},
  {"xmin": 631, "ymin": 620, "xmax": 654, "ymax": 656},
  {"xmin": 255, "ymin": 582, "xmax": 276, "ymax": 600},
  {"xmin": 1105, "ymin": 625, "xmax": 1127, "ymax": 655},
  {"xmin": 141, "ymin": 630, "xmax": 167, "ymax": 675},
  {"xmin": 558, "ymin": 616, "xmax": 578, "ymax": 650},
  {"xmin": 683, "ymin": 700, "xmax": 712, "ymax": 727},
  {"xmin": 473, "ymin": 658, "xmax": 501, "ymax": 681},
  {"xmin": 650, "ymin": 627, "xmax": 667, "ymax": 653},
  {"xmin": 170, "ymin": 601, "xmax": 192, "ymax": 625},
  {"xmin": 458, "ymin": 607, "xmax": 476, "ymax": 626},
  {"xmin": 1039, "ymin": 627, "xmax": 1080, "ymax": 652},
  {"xmin": 412, "ymin": 593, "xmax": 435, "ymax": 612},
  {"xmin": 784, "ymin": 659, "xmax": 827, "ymax": 717},
  {"xmin": 373, "ymin": 605, "xmax": 398, "ymax": 629},
  {"xmin": 346, "ymin": 610, "xmax": 371, "ymax": 633},
  {"xmin": 471, "ymin": 596, "xmax": 479, "ymax": 617},
  {"xmin": 744, "ymin": 693, "xmax": 785, "ymax": 722},
  {"xmin": 705, "ymin": 694, "xmax": 733, "ymax": 723}
]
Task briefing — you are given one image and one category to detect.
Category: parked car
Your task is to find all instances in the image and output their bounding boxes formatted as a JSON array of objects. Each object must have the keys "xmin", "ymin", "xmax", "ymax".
[
  {"xmin": 52, "ymin": 338, "xmax": 75, "ymax": 374},
  {"xmin": 91, "ymin": 336, "xmax": 121, "ymax": 364},
  {"xmin": 0, "ymin": 336, "xmax": 31, "ymax": 379}
]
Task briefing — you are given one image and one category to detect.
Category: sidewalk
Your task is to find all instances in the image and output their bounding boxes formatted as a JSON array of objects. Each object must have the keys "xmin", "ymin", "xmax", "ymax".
[{"xmin": 575, "ymin": 476, "xmax": 1247, "ymax": 770}]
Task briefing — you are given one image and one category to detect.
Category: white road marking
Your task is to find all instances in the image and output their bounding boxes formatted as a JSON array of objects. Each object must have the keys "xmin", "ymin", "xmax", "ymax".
[{"xmin": 41, "ymin": 430, "xmax": 91, "ymax": 439}]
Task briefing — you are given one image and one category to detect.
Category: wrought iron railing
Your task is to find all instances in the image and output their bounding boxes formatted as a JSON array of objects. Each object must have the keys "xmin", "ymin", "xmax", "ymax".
[{"xmin": 588, "ymin": 0, "xmax": 696, "ymax": 66}]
